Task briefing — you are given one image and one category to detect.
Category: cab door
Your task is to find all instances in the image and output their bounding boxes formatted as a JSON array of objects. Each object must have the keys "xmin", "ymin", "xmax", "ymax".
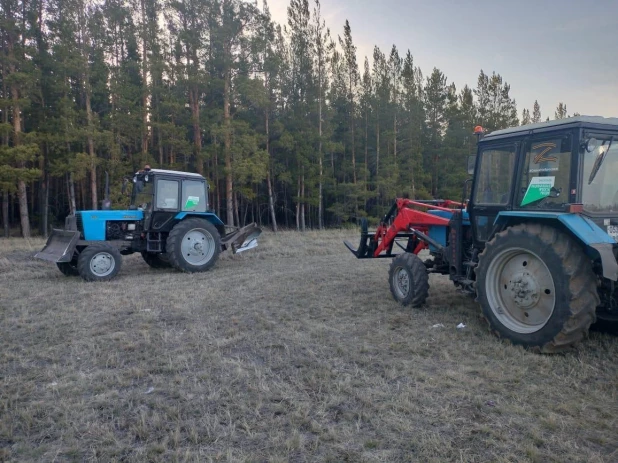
[{"xmin": 469, "ymin": 142, "xmax": 519, "ymax": 245}]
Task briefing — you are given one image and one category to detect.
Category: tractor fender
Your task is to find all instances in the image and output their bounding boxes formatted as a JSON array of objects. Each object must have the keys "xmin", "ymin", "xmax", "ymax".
[
  {"xmin": 173, "ymin": 212, "xmax": 226, "ymax": 236},
  {"xmin": 494, "ymin": 211, "xmax": 618, "ymax": 281}
]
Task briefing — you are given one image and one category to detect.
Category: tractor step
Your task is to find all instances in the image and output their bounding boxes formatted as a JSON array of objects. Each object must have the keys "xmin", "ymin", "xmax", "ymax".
[{"xmin": 146, "ymin": 232, "xmax": 163, "ymax": 252}]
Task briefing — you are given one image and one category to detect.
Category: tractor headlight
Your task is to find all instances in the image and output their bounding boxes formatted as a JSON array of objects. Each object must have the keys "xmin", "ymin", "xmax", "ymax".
[{"xmin": 127, "ymin": 224, "xmax": 136, "ymax": 231}]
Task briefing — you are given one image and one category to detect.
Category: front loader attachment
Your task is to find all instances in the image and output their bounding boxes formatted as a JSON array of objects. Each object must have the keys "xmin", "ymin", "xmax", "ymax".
[
  {"xmin": 35, "ymin": 229, "xmax": 80, "ymax": 263},
  {"xmin": 344, "ymin": 199, "xmax": 461, "ymax": 259},
  {"xmin": 344, "ymin": 218, "xmax": 376, "ymax": 258},
  {"xmin": 221, "ymin": 223, "xmax": 262, "ymax": 254}
]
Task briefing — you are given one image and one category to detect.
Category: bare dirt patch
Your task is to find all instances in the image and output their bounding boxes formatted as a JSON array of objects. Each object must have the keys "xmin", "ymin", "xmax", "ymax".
[{"xmin": 1, "ymin": 231, "xmax": 617, "ymax": 462}]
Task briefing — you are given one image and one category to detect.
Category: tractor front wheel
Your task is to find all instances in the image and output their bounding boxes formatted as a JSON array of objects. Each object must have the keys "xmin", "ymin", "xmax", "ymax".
[
  {"xmin": 57, "ymin": 260, "xmax": 79, "ymax": 276},
  {"xmin": 77, "ymin": 245, "xmax": 122, "ymax": 282},
  {"xmin": 389, "ymin": 253, "xmax": 430, "ymax": 307},
  {"xmin": 476, "ymin": 223, "xmax": 598, "ymax": 352},
  {"xmin": 167, "ymin": 218, "xmax": 221, "ymax": 273}
]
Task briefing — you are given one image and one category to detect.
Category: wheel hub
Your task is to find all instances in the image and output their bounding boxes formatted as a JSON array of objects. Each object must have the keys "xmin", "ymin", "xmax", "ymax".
[
  {"xmin": 181, "ymin": 229, "xmax": 215, "ymax": 265},
  {"xmin": 394, "ymin": 268, "xmax": 410, "ymax": 298},
  {"xmin": 486, "ymin": 247, "xmax": 556, "ymax": 334},
  {"xmin": 509, "ymin": 272, "xmax": 539, "ymax": 308},
  {"xmin": 90, "ymin": 252, "xmax": 114, "ymax": 276}
]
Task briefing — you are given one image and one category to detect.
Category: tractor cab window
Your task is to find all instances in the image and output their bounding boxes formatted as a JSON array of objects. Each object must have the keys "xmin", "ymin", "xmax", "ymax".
[
  {"xmin": 132, "ymin": 177, "xmax": 154, "ymax": 210},
  {"xmin": 156, "ymin": 179, "xmax": 180, "ymax": 210},
  {"xmin": 582, "ymin": 135, "xmax": 618, "ymax": 213},
  {"xmin": 517, "ymin": 135, "xmax": 572, "ymax": 210},
  {"xmin": 182, "ymin": 180, "xmax": 207, "ymax": 212},
  {"xmin": 474, "ymin": 145, "xmax": 517, "ymax": 205},
  {"xmin": 472, "ymin": 144, "xmax": 517, "ymax": 242}
]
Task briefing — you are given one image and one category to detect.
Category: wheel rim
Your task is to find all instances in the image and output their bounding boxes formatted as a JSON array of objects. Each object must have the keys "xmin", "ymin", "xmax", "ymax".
[
  {"xmin": 392, "ymin": 266, "xmax": 411, "ymax": 300},
  {"xmin": 180, "ymin": 228, "xmax": 215, "ymax": 265},
  {"xmin": 485, "ymin": 247, "xmax": 556, "ymax": 334},
  {"xmin": 89, "ymin": 252, "xmax": 116, "ymax": 277}
]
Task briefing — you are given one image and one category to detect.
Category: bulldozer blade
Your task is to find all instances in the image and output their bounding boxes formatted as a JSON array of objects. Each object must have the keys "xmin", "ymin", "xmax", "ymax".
[
  {"xmin": 35, "ymin": 229, "xmax": 80, "ymax": 263},
  {"xmin": 221, "ymin": 223, "xmax": 262, "ymax": 254}
]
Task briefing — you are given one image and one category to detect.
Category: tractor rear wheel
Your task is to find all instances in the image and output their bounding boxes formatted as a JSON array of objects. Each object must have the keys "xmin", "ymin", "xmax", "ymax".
[
  {"xmin": 389, "ymin": 253, "xmax": 429, "ymax": 307},
  {"xmin": 77, "ymin": 245, "xmax": 122, "ymax": 282},
  {"xmin": 476, "ymin": 223, "xmax": 598, "ymax": 352},
  {"xmin": 141, "ymin": 251, "xmax": 171, "ymax": 269},
  {"xmin": 167, "ymin": 218, "xmax": 221, "ymax": 273}
]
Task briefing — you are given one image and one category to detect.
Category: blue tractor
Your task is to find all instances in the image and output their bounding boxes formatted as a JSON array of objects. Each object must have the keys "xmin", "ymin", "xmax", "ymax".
[
  {"xmin": 346, "ymin": 116, "xmax": 618, "ymax": 352},
  {"xmin": 36, "ymin": 168, "xmax": 261, "ymax": 281}
]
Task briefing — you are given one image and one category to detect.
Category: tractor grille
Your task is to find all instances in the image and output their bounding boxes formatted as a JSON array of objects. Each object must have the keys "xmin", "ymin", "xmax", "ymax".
[{"xmin": 75, "ymin": 213, "xmax": 83, "ymax": 233}]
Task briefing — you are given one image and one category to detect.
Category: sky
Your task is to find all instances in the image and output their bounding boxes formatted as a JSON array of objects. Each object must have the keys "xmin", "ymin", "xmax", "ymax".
[{"xmin": 262, "ymin": 0, "xmax": 618, "ymax": 118}]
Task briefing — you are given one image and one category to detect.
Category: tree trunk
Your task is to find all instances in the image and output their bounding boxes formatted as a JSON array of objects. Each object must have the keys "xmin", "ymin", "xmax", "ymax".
[
  {"xmin": 265, "ymin": 110, "xmax": 277, "ymax": 232},
  {"xmin": 376, "ymin": 116, "xmax": 380, "ymax": 199},
  {"xmin": 234, "ymin": 192, "xmax": 240, "ymax": 228},
  {"xmin": 318, "ymin": 87, "xmax": 324, "ymax": 230},
  {"xmin": 68, "ymin": 173, "xmax": 76, "ymax": 216},
  {"xmin": 266, "ymin": 169, "xmax": 277, "ymax": 234},
  {"xmin": 351, "ymin": 101, "xmax": 356, "ymax": 184},
  {"xmin": 86, "ymin": 91, "xmax": 98, "ymax": 209},
  {"xmin": 190, "ymin": 86, "xmax": 202, "ymax": 175},
  {"xmin": 224, "ymin": 66, "xmax": 234, "ymax": 227},
  {"xmin": 364, "ymin": 108, "xmax": 368, "ymax": 210},
  {"xmin": 140, "ymin": 0, "xmax": 149, "ymax": 157},
  {"xmin": 393, "ymin": 112, "xmax": 397, "ymax": 160},
  {"xmin": 300, "ymin": 172, "xmax": 306, "ymax": 232},
  {"xmin": 295, "ymin": 173, "xmax": 301, "ymax": 231},
  {"xmin": 10, "ymin": 67, "xmax": 31, "ymax": 237},
  {"xmin": 2, "ymin": 192, "xmax": 9, "ymax": 237},
  {"xmin": 17, "ymin": 180, "xmax": 30, "ymax": 237}
]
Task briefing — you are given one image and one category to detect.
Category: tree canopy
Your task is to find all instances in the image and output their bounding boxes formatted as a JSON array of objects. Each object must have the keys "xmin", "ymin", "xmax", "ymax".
[{"xmin": 0, "ymin": 0, "xmax": 575, "ymax": 236}]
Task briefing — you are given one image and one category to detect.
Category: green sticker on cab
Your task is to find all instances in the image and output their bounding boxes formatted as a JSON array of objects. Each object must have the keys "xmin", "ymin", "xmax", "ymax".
[
  {"xmin": 184, "ymin": 196, "xmax": 200, "ymax": 209},
  {"xmin": 521, "ymin": 176, "xmax": 555, "ymax": 206}
]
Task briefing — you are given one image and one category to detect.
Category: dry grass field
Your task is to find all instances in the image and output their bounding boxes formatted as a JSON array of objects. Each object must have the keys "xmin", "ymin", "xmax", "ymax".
[{"xmin": 1, "ymin": 230, "xmax": 617, "ymax": 462}]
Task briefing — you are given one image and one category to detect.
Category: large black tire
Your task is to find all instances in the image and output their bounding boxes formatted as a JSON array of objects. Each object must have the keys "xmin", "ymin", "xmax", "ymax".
[
  {"xmin": 141, "ymin": 251, "xmax": 171, "ymax": 269},
  {"xmin": 476, "ymin": 223, "xmax": 598, "ymax": 353},
  {"xmin": 166, "ymin": 218, "xmax": 221, "ymax": 273},
  {"xmin": 57, "ymin": 260, "xmax": 79, "ymax": 276},
  {"xmin": 388, "ymin": 253, "xmax": 430, "ymax": 307},
  {"xmin": 77, "ymin": 245, "xmax": 122, "ymax": 282}
]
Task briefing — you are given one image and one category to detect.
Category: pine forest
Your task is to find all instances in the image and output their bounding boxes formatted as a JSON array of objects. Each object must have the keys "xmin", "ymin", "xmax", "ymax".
[{"xmin": 0, "ymin": 0, "xmax": 574, "ymax": 236}]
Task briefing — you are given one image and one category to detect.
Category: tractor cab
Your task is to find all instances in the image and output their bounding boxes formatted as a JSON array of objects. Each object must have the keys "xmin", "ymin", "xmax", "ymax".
[
  {"xmin": 130, "ymin": 169, "xmax": 210, "ymax": 232},
  {"xmin": 468, "ymin": 116, "xmax": 618, "ymax": 246}
]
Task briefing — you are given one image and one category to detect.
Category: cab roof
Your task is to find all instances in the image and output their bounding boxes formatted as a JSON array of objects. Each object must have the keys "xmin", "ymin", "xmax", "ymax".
[
  {"xmin": 483, "ymin": 115, "xmax": 618, "ymax": 141},
  {"xmin": 136, "ymin": 169, "xmax": 205, "ymax": 179}
]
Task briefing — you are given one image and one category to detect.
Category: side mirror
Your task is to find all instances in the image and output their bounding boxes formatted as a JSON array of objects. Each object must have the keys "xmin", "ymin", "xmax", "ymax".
[{"xmin": 467, "ymin": 155, "xmax": 476, "ymax": 175}]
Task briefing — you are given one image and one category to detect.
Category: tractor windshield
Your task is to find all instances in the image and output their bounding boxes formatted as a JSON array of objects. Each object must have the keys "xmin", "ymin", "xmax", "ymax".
[
  {"xmin": 582, "ymin": 136, "xmax": 618, "ymax": 213},
  {"xmin": 131, "ymin": 175, "xmax": 154, "ymax": 210}
]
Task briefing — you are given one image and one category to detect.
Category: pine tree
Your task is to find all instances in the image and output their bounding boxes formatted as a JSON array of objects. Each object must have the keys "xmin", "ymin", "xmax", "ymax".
[
  {"xmin": 424, "ymin": 68, "xmax": 447, "ymax": 197},
  {"xmin": 313, "ymin": 0, "xmax": 330, "ymax": 228},
  {"xmin": 0, "ymin": 0, "xmax": 41, "ymax": 237},
  {"xmin": 532, "ymin": 100, "xmax": 541, "ymax": 123},
  {"xmin": 555, "ymin": 102, "xmax": 568, "ymax": 119},
  {"xmin": 521, "ymin": 108, "xmax": 531, "ymax": 125}
]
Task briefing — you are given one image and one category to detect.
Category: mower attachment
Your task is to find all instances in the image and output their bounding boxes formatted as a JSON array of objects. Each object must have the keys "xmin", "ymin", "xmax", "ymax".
[
  {"xmin": 221, "ymin": 223, "xmax": 262, "ymax": 254},
  {"xmin": 35, "ymin": 229, "xmax": 80, "ymax": 263}
]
